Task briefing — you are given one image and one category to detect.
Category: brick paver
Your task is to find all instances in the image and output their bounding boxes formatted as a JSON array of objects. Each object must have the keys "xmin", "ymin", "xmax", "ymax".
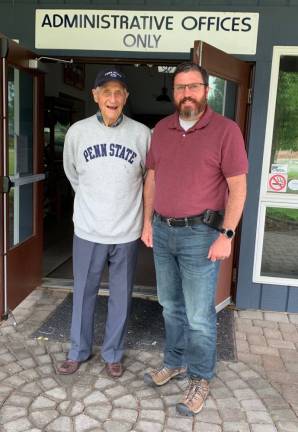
[{"xmin": 0, "ymin": 288, "xmax": 298, "ymax": 431}]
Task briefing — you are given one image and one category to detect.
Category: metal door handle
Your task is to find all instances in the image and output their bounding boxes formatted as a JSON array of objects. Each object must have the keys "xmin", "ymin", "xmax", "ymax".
[
  {"xmin": 0, "ymin": 174, "xmax": 45, "ymax": 193},
  {"xmin": 0, "ymin": 176, "xmax": 14, "ymax": 193}
]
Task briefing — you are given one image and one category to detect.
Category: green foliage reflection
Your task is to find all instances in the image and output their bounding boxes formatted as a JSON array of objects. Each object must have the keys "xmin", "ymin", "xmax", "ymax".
[
  {"xmin": 208, "ymin": 76, "xmax": 225, "ymax": 114},
  {"xmin": 267, "ymin": 207, "xmax": 298, "ymax": 223},
  {"xmin": 272, "ymin": 70, "xmax": 298, "ymax": 160}
]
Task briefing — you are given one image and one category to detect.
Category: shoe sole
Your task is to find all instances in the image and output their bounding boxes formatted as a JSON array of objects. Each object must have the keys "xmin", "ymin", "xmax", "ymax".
[
  {"xmin": 144, "ymin": 370, "xmax": 187, "ymax": 386},
  {"xmin": 106, "ymin": 372, "xmax": 123, "ymax": 378},
  {"xmin": 57, "ymin": 368, "xmax": 78, "ymax": 375},
  {"xmin": 56, "ymin": 354, "xmax": 93, "ymax": 375},
  {"xmin": 105, "ymin": 367, "xmax": 123, "ymax": 379},
  {"xmin": 56, "ymin": 363, "xmax": 80, "ymax": 375},
  {"xmin": 176, "ymin": 402, "xmax": 204, "ymax": 416}
]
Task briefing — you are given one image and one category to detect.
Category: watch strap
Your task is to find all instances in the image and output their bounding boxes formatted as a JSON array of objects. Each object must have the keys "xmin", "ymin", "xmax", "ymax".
[{"xmin": 220, "ymin": 228, "xmax": 235, "ymax": 239}]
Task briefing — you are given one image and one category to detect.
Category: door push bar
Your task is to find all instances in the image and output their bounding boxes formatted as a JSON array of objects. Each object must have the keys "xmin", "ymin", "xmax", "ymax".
[{"xmin": 0, "ymin": 174, "xmax": 46, "ymax": 193}]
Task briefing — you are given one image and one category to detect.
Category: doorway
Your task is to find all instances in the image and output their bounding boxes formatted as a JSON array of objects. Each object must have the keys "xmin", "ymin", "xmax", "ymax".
[
  {"xmin": 42, "ymin": 62, "xmax": 176, "ymax": 297},
  {"xmin": 41, "ymin": 54, "xmax": 251, "ymax": 309}
]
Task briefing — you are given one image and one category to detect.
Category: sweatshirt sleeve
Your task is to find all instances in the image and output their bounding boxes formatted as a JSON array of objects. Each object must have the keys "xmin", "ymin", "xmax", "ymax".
[
  {"xmin": 141, "ymin": 127, "xmax": 152, "ymax": 177},
  {"xmin": 63, "ymin": 127, "xmax": 79, "ymax": 192}
]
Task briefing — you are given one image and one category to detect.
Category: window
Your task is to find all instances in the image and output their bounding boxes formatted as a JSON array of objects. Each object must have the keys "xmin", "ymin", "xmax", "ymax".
[
  {"xmin": 208, "ymin": 76, "xmax": 236, "ymax": 120},
  {"xmin": 8, "ymin": 67, "xmax": 34, "ymax": 247},
  {"xmin": 254, "ymin": 47, "xmax": 298, "ymax": 286}
]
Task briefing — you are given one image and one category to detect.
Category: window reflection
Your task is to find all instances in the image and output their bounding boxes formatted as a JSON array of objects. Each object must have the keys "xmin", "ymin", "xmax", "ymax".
[
  {"xmin": 269, "ymin": 56, "xmax": 298, "ymax": 194},
  {"xmin": 9, "ymin": 184, "xmax": 33, "ymax": 248},
  {"xmin": 54, "ymin": 121, "xmax": 70, "ymax": 155},
  {"xmin": 7, "ymin": 67, "xmax": 34, "ymax": 248},
  {"xmin": 261, "ymin": 207, "xmax": 298, "ymax": 279},
  {"xmin": 208, "ymin": 76, "xmax": 236, "ymax": 120},
  {"xmin": 8, "ymin": 67, "xmax": 34, "ymax": 177},
  {"xmin": 8, "ymin": 77, "xmax": 15, "ymax": 175}
]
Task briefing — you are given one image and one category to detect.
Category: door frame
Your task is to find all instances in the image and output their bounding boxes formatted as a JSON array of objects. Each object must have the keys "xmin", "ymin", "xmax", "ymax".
[
  {"xmin": 193, "ymin": 40, "xmax": 253, "ymax": 307},
  {"xmin": 0, "ymin": 34, "xmax": 44, "ymax": 319},
  {"xmin": 0, "ymin": 40, "xmax": 6, "ymax": 319},
  {"xmin": 41, "ymin": 51, "xmax": 253, "ymax": 309}
]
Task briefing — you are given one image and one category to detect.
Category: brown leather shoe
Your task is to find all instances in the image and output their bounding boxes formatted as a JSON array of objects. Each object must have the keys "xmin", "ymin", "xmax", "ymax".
[
  {"xmin": 56, "ymin": 359, "xmax": 81, "ymax": 375},
  {"xmin": 105, "ymin": 362, "xmax": 123, "ymax": 378}
]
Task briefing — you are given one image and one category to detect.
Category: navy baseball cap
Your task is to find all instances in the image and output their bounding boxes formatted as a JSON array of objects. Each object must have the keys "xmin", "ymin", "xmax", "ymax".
[{"xmin": 93, "ymin": 68, "xmax": 128, "ymax": 89}]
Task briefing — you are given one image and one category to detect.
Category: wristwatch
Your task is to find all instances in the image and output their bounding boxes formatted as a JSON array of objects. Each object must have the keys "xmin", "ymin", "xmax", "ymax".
[{"xmin": 220, "ymin": 228, "xmax": 235, "ymax": 239}]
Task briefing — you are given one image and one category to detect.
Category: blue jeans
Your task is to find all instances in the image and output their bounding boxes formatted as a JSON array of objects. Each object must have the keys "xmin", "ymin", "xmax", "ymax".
[{"xmin": 153, "ymin": 216, "xmax": 220, "ymax": 381}]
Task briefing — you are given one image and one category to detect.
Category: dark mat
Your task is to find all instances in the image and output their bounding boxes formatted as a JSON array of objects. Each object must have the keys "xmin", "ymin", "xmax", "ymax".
[{"xmin": 32, "ymin": 294, "xmax": 236, "ymax": 361}]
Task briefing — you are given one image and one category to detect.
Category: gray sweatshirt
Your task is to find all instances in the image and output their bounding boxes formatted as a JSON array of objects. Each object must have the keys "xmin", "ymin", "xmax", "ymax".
[{"xmin": 63, "ymin": 114, "xmax": 151, "ymax": 244}]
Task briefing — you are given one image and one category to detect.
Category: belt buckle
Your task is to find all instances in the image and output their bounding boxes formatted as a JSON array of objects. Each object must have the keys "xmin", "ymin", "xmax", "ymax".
[{"xmin": 166, "ymin": 217, "xmax": 174, "ymax": 227}]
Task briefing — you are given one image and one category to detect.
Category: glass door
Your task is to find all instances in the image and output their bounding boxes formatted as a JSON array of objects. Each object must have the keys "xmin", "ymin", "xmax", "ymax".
[
  {"xmin": 0, "ymin": 35, "xmax": 44, "ymax": 319},
  {"xmin": 193, "ymin": 41, "xmax": 252, "ymax": 310}
]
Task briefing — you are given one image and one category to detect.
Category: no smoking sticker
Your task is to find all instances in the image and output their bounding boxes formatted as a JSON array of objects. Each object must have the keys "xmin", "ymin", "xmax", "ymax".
[{"xmin": 268, "ymin": 173, "xmax": 288, "ymax": 192}]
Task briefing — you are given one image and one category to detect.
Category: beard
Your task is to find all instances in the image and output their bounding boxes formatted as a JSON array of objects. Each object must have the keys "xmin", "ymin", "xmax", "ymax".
[{"xmin": 176, "ymin": 96, "xmax": 207, "ymax": 120}]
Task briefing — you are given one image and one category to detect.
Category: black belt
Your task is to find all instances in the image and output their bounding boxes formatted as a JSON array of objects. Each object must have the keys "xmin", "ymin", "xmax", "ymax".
[{"xmin": 155, "ymin": 212, "xmax": 203, "ymax": 227}]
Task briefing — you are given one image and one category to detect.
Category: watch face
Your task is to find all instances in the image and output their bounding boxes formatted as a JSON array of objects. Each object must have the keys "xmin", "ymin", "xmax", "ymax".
[{"xmin": 225, "ymin": 229, "xmax": 235, "ymax": 239}]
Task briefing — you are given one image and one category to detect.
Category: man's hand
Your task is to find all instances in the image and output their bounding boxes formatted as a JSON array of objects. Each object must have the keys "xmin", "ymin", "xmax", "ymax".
[
  {"xmin": 141, "ymin": 222, "xmax": 153, "ymax": 248},
  {"xmin": 208, "ymin": 235, "xmax": 232, "ymax": 262},
  {"xmin": 206, "ymin": 174, "xmax": 246, "ymax": 262}
]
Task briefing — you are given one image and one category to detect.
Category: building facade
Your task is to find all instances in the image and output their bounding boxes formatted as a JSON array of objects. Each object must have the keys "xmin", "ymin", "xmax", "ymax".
[{"xmin": 1, "ymin": 1, "xmax": 298, "ymax": 316}]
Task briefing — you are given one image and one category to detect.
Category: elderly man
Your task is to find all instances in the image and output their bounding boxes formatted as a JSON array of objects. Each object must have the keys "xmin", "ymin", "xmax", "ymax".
[
  {"xmin": 57, "ymin": 68, "xmax": 151, "ymax": 378},
  {"xmin": 142, "ymin": 62, "xmax": 248, "ymax": 415}
]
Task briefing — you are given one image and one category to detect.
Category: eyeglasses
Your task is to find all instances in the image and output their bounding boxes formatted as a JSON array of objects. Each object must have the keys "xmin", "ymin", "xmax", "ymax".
[{"xmin": 173, "ymin": 83, "xmax": 207, "ymax": 93}]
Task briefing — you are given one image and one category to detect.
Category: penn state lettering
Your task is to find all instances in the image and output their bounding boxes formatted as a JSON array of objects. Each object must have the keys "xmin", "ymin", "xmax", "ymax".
[{"xmin": 83, "ymin": 143, "xmax": 137, "ymax": 164}]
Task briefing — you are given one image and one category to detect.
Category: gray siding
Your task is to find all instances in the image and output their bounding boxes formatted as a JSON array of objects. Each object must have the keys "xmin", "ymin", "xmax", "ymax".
[{"xmin": 236, "ymin": 7, "xmax": 298, "ymax": 312}]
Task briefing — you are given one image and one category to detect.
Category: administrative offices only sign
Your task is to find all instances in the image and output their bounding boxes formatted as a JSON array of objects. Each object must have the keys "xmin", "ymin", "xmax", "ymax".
[{"xmin": 35, "ymin": 10, "xmax": 259, "ymax": 54}]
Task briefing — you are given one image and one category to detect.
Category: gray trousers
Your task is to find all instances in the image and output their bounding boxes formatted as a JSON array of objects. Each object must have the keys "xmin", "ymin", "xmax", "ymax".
[{"xmin": 68, "ymin": 234, "xmax": 138, "ymax": 363}]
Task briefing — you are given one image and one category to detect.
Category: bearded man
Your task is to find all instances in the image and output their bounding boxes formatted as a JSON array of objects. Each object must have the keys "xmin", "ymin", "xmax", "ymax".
[{"xmin": 141, "ymin": 62, "xmax": 248, "ymax": 416}]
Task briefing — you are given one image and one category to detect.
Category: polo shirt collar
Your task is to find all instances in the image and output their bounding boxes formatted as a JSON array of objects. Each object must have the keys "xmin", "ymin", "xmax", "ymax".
[{"xmin": 169, "ymin": 105, "xmax": 213, "ymax": 131}]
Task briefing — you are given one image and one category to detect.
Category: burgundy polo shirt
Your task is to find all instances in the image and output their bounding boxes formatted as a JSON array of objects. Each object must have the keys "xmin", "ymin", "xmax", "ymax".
[{"xmin": 146, "ymin": 106, "xmax": 248, "ymax": 218}]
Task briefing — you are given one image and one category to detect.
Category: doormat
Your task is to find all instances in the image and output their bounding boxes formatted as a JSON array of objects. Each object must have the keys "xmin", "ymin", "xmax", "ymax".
[{"xmin": 31, "ymin": 294, "xmax": 236, "ymax": 361}]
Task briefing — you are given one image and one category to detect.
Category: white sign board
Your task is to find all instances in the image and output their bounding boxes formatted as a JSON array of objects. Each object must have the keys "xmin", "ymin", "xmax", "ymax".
[
  {"xmin": 35, "ymin": 10, "xmax": 259, "ymax": 54},
  {"xmin": 271, "ymin": 164, "xmax": 288, "ymax": 174}
]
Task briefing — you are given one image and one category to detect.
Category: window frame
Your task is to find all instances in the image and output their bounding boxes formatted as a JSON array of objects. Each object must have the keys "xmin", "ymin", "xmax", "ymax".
[{"xmin": 253, "ymin": 46, "xmax": 298, "ymax": 286}]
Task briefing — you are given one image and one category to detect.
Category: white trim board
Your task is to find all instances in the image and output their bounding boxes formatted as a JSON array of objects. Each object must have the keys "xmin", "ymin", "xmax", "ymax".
[{"xmin": 253, "ymin": 46, "xmax": 298, "ymax": 287}]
